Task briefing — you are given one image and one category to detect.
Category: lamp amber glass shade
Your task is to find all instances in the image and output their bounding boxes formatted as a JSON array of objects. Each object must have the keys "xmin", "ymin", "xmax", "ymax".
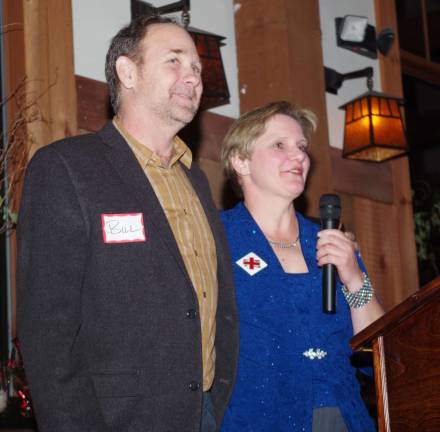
[
  {"xmin": 340, "ymin": 92, "xmax": 407, "ymax": 162},
  {"xmin": 189, "ymin": 28, "xmax": 230, "ymax": 110}
]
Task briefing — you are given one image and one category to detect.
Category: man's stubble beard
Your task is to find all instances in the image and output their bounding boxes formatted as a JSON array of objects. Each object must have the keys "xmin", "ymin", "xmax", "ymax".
[{"xmin": 154, "ymin": 97, "xmax": 200, "ymax": 128}]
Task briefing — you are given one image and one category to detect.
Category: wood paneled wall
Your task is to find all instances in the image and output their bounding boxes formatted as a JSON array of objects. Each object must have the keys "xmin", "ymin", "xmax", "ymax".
[
  {"xmin": 234, "ymin": 0, "xmax": 419, "ymax": 310},
  {"xmin": 8, "ymin": 0, "xmax": 419, "ymax": 314}
]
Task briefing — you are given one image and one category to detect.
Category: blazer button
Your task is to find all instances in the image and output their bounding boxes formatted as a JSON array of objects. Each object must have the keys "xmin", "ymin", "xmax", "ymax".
[
  {"xmin": 186, "ymin": 309, "xmax": 197, "ymax": 319},
  {"xmin": 189, "ymin": 381, "xmax": 200, "ymax": 391}
]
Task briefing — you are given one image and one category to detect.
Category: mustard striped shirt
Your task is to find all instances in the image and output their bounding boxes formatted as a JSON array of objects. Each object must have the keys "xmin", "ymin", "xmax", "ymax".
[{"xmin": 113, "ymin": 119, "xmax": 218, "ymax": 391}]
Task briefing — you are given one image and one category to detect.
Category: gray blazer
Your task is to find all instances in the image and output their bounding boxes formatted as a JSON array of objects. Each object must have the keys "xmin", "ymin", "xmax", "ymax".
[{"xmin": 17, "ymin": 121, "xmax": 239, "ymax": 432}]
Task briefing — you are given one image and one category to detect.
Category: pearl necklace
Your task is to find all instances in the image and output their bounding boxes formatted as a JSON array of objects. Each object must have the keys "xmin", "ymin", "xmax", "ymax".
[{"xmin": 267, "ymin": 234, "xmax": 300, "ymax": 249}]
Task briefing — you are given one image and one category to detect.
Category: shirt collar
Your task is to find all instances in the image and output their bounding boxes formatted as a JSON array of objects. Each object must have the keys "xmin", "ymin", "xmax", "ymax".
[{"xmin": 112, "ymin": 117, "xmax": 192, "ymax": 169}]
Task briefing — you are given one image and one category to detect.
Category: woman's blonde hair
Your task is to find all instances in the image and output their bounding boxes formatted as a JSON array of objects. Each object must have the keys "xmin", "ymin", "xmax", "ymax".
[{"xmin": 221, "ymin": 100, "xmax": 317, "ymax": 193}]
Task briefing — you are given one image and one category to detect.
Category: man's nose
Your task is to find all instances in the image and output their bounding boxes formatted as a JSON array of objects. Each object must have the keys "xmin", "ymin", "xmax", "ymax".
[{"xmin": 183, "ymin": 66, "xmax": 202, "ymax": 87}]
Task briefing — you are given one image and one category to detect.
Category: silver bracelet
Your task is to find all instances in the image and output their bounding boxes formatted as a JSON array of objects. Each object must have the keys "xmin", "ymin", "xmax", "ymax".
[{"xmin": 341, "ymin": 272, "xmax": 374, "ymax": 309}]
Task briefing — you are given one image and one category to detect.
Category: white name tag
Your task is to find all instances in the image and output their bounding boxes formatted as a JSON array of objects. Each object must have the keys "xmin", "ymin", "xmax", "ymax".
[{"xmin": 101, "ymin": 213, "xmax": 146, "ymax": 243}]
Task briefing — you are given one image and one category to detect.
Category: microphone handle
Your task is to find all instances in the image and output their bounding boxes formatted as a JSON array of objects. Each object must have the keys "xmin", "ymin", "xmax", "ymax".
[{"xmin": 322, "ymin": 218, "xmax": 339, "ymax": 314}]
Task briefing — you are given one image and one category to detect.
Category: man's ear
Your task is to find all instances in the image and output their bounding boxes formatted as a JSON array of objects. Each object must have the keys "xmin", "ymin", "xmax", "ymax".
[
  {"xmin": 115, "ymin": 56, "xmax": 137, "ymax": 89},
  {"xmin": 230, "ymin": 155, "xmax": 250, "ymax": 176}
]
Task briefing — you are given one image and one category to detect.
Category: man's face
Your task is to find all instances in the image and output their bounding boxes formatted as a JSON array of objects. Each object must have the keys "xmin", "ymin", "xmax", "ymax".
[{"xmin": 132, "ymin": 23, "xmax": 203, "ymax": 127}]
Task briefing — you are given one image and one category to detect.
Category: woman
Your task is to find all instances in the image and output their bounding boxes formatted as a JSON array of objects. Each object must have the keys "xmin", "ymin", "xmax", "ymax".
[{"xmin": 220, "ymin": 101, "xmax": 384, "ymax": 431}]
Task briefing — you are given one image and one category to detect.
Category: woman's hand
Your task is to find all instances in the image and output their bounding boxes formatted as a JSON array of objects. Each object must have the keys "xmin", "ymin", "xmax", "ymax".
[
  {"xmin": 316, "ymin": 229, "xmax": 363, "ymax": 292},
  {"xmin": 317, "ymin": 229, "xmax": 385, "ymax": 333}
]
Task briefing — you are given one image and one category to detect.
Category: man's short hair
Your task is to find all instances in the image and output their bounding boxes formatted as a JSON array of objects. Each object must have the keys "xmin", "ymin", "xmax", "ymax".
[
  {"xmin": 105, "ymin": 15, "xmax": 175, "ymax": 114},
  {"xmin": 221, "ymin": 100, "xmax": 317, "ymax": 194}
]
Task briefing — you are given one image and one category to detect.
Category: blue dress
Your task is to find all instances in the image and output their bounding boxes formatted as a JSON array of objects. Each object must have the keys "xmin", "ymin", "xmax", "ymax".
[{"xmin": 220, "ymin": 203, "xmax": 375, "ymax": 431}]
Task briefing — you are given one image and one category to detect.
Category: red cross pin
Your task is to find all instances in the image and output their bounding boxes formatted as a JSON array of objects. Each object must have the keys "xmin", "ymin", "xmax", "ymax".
[
  {"xmin": 237, "ymin": 252, "xmax": 267, "ymax": 276},
  {"xmin": 243, "ymin": 257, "xmax": 260, "ymax": 269}
]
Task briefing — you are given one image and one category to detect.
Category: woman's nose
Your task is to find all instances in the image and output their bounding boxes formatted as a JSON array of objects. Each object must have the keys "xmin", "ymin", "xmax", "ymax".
[{"xmin": 287, "ymin": 147, "xmax": 305, "ymax": 160}]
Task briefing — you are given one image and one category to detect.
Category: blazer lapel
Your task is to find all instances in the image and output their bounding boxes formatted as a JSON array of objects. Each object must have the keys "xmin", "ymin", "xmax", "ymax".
[{"xmin": 97, "ymin": 122, "xmax": 191, "ymax": 281}]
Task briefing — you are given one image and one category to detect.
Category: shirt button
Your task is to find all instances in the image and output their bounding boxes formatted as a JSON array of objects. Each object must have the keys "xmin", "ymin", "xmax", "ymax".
[
  {"xmin": 186, "ymin": 309, "xmax": 197, "ymax": 319},
  {"xmin": 189, "ymin": 381, "xmax": 200, "ymax": 391}
]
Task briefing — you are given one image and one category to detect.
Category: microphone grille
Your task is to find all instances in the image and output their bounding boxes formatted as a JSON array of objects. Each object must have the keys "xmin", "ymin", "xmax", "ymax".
[{"xmin": 319, "ymin": 194, "xmax": 341, "ymax": 220}]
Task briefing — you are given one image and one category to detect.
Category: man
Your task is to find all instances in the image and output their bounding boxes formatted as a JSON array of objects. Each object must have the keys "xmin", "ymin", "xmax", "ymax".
[{"xmin": 17, "ymin": 15, "xmax": 238, "ymax": 432}]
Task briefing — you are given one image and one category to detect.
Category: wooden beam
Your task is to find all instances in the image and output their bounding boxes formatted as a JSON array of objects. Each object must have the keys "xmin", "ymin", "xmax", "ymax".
[
  {"xmin": 22, "ymin": 0, "xmax": 77, "ymax": 157},
  {"xmin": 375, "ymin": 0, "xmax": 420, "ymax": 301},
  {"xmin": 233, "ymin": 0, "xmax": 332, "ymax": 217},
  {"xmin": 3, "ymin": 1, "xmax": 25, "ymax": 125},
  {"xmin": 401, "ymin": 50, "xmax": 440, "ymax": 87}
]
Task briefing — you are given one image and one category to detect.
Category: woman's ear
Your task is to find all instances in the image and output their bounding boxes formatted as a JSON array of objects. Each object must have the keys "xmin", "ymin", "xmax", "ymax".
[
  {"xmin": 230, "ymin": 155, "xmax": 250, "ymax": 177},
  {"xmin": 116, "ymin": 56, "xmax": 137, "ymax": 89}
]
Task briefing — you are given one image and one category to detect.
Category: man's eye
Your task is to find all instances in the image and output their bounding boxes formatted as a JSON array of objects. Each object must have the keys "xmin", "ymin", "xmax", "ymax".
[
  {"xmin": 272, "ymin": 142, "xmax": 283, "ymax": 149},
  {"xmin": 168, "ymin": 57, "xmax": 179, "ymax": 64}
]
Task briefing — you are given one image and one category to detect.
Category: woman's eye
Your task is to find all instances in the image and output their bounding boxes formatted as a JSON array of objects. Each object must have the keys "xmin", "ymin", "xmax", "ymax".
[
  {"xmin": 298, "ymin": 143, "xmax": 309, "ymax": 152},
  {"xmin": 272, "ymin": 142, "xmax": 283, "ymax": 149}
]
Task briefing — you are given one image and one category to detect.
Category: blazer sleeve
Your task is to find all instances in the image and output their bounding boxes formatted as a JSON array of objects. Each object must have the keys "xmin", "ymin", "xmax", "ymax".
[{"xmin": 16, "ymin": 147, "xmax": 109, "ymax": 431}]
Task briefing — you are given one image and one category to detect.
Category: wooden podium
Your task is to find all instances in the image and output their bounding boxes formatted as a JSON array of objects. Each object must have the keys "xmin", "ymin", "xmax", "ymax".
[{"xmin": 351, "ymin": 276, "xmax": 440, "ymax": 432}]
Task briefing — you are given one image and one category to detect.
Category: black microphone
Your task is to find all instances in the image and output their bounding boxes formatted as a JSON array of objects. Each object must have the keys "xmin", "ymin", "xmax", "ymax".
[{"xmin": 319, "ymin": 194, "xmax": 341, "ymax": 314}]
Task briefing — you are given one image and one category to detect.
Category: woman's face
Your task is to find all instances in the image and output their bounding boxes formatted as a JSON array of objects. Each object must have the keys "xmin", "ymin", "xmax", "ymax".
[{"xmin": 237, "ymin": 114, "xmax": 310, "ymax": 201}]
